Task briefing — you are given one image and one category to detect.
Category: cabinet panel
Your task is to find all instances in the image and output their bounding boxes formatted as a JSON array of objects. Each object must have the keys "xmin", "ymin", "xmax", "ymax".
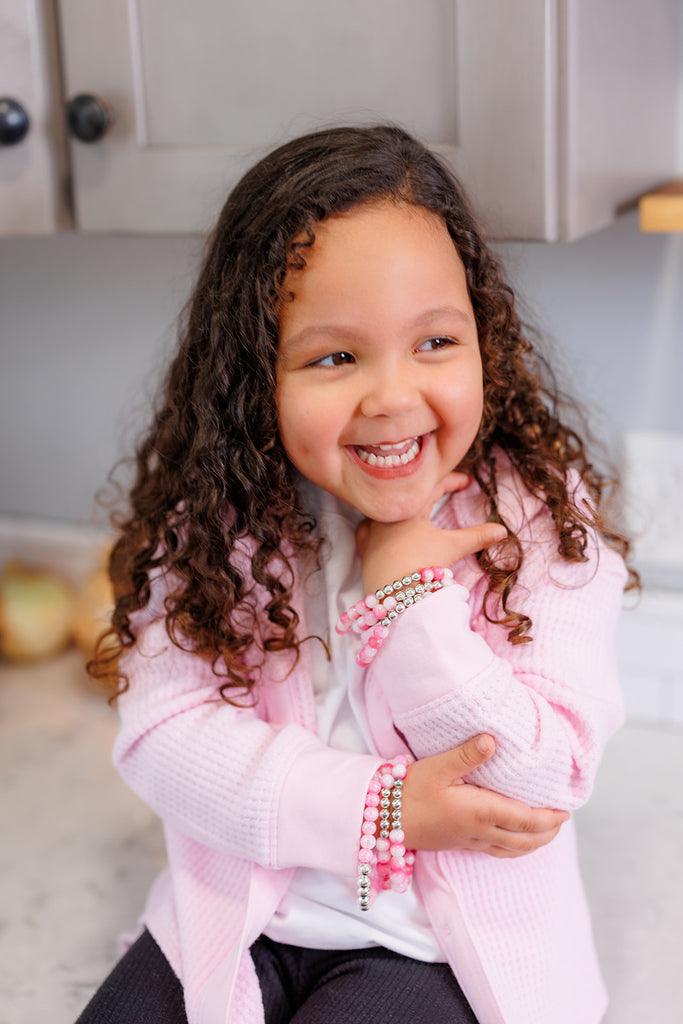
[
  {"xmin": 562, "ymin": 0, "xmax": 681, "ymax": 240},
  {"xmin": 136, "ymin": 0, "xmax": 458, "ymax": 148},
  {"xmin": 0, "ymin": 0, "xmax": 69, "ymax": 235},
  {"xmin": 58, "ymin": 0, "xmax": 462, "ymax": 233}
]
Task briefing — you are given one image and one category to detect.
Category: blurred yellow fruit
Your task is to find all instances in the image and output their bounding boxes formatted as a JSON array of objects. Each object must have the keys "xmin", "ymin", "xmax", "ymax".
[{"xmin": 0, "ymin": 563, "xmax": 75, "ymax": 662}]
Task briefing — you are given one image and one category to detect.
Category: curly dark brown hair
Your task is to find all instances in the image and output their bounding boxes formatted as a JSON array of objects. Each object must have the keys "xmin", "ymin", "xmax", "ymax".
[{"xmin": 91, "ymin": 124, "xmax": 636, "ymax": 702}]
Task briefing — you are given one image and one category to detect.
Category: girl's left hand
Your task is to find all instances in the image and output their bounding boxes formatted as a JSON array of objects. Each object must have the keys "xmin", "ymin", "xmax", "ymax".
[{"xmin": 356, "ymin": 472, "xmax": 507, "ymax": 595}]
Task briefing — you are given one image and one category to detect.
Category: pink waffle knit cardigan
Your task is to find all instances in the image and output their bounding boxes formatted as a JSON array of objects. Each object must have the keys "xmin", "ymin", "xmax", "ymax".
[{"xmin": 113, "ymin": 465, "xmax": 627, "ymax": 1024}]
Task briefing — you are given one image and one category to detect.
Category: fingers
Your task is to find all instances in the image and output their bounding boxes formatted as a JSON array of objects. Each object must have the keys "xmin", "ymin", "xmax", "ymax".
[
  {"xmin": 427, "ymin": 735, "xmax": 497, "ymax": 783},
  {"xmin": 475, "ymin": 803, "xmax": 569, "ymax": 857},
  {"xmin": 446, "ymin": 522, "xmax": 507, "ymax": 561}
]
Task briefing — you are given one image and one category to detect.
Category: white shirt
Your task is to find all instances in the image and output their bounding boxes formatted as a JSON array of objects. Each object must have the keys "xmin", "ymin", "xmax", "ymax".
[{"xmin": 263, "ymin": 484, "xmax": 444, "ymax": 961}]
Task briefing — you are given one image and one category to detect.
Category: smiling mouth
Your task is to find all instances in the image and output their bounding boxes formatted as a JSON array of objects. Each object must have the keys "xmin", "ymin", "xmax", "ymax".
[{"xmin": 353, "ymin": 437, "xmax": 422, "ymax": 468}]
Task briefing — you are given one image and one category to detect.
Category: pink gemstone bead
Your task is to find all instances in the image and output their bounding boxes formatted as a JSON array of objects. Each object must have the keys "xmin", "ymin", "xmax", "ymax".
[
  {"xmin": 358, "ymin": 848, "xmax": 374, "ymax": 864},
  {"xmin": 380, "ymin": 773, "xmax": 394, "ymax": 789},
  {"xmin": 443, "ymin": 567, "xmax": 454, "ymax": 580},
  {"xmin": 372, "ymin": 623, "xmax": 389, "ymax": 639},
  {"xmin": 376, "ymin": 851, "xmax": 390, "ymax": 864},
  {"xmin": 375, "ymin": 837, "xmax": 390, "ymax": 852},
  {"xmin": 389, "ymin": 828, "xmax": 405, "ymax": 843},
  {"xmin": 363, "ymin": 611, "xmax": 377, "ymax": 627},
  {"xmin": 360, "ymin": 834, "xmax": 376, "ymax": 850},
  {"xmin": 372, "ymin": 605, "xmax": 386, "ymax": 620},
  {"xmin": 390, "ymin": 843, "xmax": 406, "ymax": 859},
  {"xmin": 383, "ymin": 595, "xmax": 397, "ymax": 612},
  {"xmin": 361, "ymin": 821, "xmax": 376, "ymax": 835},
  {"xmin": 365, "ymin": 594, "xmax": 379, "ymax": 608},
  {"xmin": 405, "ymin": 851, "xmax": 416, "ymax": 866},
  {"xmin": 432, "ymin": 566, "xmax": 445, "ymax": 581},
  {"xmin": 368, "ymin": 778, "xmax": 381, "ymax": 794},
  {"xmin": 391, "ymin": 762, "xmax": 407, "ymax": 779},
  {"xmin": 394, "ymin": 755, "xmax": 410, "ymax": 766},
  {"xmin": 363, "ymin": 806, "xmax": 379, "ymax": 821},
  {"xmin": 365, "ymin": 792, "xmax": 380, "ymax": 807},
  {"xmin": 368, "ymin": 635, "xmax": 384, "ymax": 650},
  {"xmin": 391, "ymin": 873, "xmax": 410, "ymax": 893},
  {"xmin": 421, "ymin": 568, "xmax": 434, "ymax": 582}
]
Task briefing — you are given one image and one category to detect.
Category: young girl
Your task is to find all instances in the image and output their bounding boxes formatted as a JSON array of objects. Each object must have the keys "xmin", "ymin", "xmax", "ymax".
[{"xmin": 79, "ymin": 124, "xmax": 633, "ymax": 1024}]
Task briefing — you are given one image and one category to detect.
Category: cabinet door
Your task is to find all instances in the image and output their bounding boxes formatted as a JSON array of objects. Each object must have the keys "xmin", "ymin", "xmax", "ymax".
[
  {"xmin": 57, "ymin": 0, "xmax": 462, "ymax": 233},
  {"xmin": 0, "ymin": 0, "xmax": 69, "ymax": 235}
]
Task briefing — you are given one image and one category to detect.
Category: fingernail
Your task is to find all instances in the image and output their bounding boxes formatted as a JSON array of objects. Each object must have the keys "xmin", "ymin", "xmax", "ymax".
[
  {"xmin": 475, "ymin": 734, "xmax": 494, "ymax": 755},
  {"xmin": 491, "ymin": 525, "xmax": 507, "ymax": 542}
]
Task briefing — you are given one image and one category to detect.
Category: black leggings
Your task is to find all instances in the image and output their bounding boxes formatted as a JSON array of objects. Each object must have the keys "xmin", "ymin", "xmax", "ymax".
[{"xmin": 75, "ymin": 928, "xmax": 479, "ymax": 1023}]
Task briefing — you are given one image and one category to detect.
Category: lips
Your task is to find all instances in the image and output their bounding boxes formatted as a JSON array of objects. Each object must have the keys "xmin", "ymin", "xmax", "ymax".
[{"xmin": 353, "ymin": 436, "xmax": 421, "ymax": 468}]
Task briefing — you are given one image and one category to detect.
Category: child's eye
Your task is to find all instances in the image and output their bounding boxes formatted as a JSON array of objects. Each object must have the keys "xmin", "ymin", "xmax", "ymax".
[
  {"xmin": 417, "ymin": 336, "xmax": 456, "ymax": 352},
  {"xmin": 310, "ymin": 351, "xmax": 355, "ymax": 367}
]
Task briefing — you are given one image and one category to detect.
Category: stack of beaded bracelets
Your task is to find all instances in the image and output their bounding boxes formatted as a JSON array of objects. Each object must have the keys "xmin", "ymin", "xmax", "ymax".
[
  {"xmin": 358, "ymin": 755, "xmax": 415, "ymax": 911},
  {"xmin": 336, "ymin": 566, "xmax": 455, "ymax": 667}
]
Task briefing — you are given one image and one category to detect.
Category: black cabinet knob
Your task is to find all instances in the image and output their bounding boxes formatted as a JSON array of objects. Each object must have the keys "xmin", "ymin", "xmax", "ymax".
[
  {"xmin": 0, "ymin": 98, "xmax": 30, "ymax": 145},
  {"xmin": 66, "ymin": 93, "xmax": 114, "ymax": 143}
]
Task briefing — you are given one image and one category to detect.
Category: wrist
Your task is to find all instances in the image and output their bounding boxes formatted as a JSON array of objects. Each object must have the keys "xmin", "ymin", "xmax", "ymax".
[{"xmin": 337, "ymin": 566, "xmax": 456, "ymax": 667}]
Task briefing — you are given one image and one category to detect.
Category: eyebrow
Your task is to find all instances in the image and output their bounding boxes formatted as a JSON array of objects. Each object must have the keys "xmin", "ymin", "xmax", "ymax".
[{"xmin": 281, "ymin": 305, "xmax": 474, "ymax": 351}]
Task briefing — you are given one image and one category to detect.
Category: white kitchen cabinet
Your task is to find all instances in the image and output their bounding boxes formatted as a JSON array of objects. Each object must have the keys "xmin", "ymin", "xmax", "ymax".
[
  {"xmin": 0, "ymin": 0, "xmax": 70, "ymax": 234},
  {"xmin": 4, "ymin": 0, "xmax": 681, "ymax": 240}
]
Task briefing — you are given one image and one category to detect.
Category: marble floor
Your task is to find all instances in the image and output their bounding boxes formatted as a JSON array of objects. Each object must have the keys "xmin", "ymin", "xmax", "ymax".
[{"xmin": 1, "ymin": 649, "xmax": 682, "ymax": 1024}]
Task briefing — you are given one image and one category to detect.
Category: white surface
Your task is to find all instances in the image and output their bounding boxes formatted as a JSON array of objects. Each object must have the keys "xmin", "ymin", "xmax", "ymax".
[{"xmin": 1, "ymin": 649, "xmax": 682, "ymax": 1023}]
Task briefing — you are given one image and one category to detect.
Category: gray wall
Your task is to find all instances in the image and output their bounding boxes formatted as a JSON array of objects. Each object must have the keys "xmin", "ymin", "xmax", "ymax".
[{"xmin": 1, "ymin": 209, "xmax": 682, "ymax": 524}]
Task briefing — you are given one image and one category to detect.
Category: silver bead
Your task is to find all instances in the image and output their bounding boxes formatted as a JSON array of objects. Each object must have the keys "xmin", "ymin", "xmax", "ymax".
[
  {"xmin": 414, "ymin": 594, "xmax": 423, "ymax": 602},
  {"xmin": 387, "ymin": 609, "xmax": 398, "ymax": 621},
  {"xmin": 405, "ymin": 587, "xmax": 415, "ymax": 598},
  {"xmin": 411, "ymin": 571, "xmax": 421, "ymax": 583},
  {"xmin": 395, "ymin": 601, "xmax": 405, "ymax": 614},
  {"xmin": 359, "ymin": 863, "xmax": 371, "ymax": 875},
  {"xmin": 381, "ymin": 617, "xmax": 391, "ymax": 627},
  {"xmin": 404, "ymin": 596, "xmax": 414, "ymax": 607},
  {"xmin": 359, "ymin": 896, "xmax": 371, "ymax": 910},
  {"xmin": 392, "ymin": 580, "xmax": 402, "ymax": 591},
  {"xmin": 415, "ymin": 584, "xmax": 425, "ymax": 595},
  {"xmin": 402, "ymin": 575, "xmax": 412, "ymax": 586},
  {"xmin": 375, "ymin": 589, "xmax": 385, "ymax": 601},
  {"xmin": 395, "ymin": 591, "xmax": 406, "ymax": 602},
  {"xmin": 383, "ymin": 584, "xmax": 394, "ymax": 596},
  {"xmin": 393, "ymin": 778, "xmax": 403, "ymax": 788}
]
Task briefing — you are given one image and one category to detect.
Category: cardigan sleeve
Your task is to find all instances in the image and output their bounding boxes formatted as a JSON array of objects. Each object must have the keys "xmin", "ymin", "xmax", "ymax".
[
  {"xmin": 112, "ymin": 617, "xmax": 379, "ymax": 877},
  {"xmin": 364, "ymin": 497, "xmax": 627, "ymax": 812}
]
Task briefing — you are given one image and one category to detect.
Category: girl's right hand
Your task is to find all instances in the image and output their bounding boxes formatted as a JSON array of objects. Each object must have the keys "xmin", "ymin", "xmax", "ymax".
[{"xmin": 400, "ymin": 736, "xmax": 569, "ymax": 858}]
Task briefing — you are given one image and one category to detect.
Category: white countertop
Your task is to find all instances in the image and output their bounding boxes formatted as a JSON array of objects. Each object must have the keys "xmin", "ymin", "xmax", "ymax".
[{"xmin": 1, "ymin": 649, "xmax": 682, "ymax": 1024}]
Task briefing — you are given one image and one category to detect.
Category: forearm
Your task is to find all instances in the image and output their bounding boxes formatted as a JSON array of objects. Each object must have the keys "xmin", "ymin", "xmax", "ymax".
[
  {"xmin": 114, "ymin": 620, "xmax": 379, "ymax": 875},
  {"xmin": 366, "ymin": 560, "xmax": 626, "ymax": 811}
]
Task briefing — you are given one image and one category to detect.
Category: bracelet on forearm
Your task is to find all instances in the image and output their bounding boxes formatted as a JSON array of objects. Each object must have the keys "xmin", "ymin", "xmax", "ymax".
[
  {"xmin": 358, "ymin": 755, "xmax": 415, "ymax": 911},
  {"xmin": 336, "ymin": 566, "xmax": 455, "ymax": 667}
]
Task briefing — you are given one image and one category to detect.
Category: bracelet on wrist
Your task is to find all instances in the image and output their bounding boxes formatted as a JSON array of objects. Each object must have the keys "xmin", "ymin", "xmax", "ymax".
[
  {"xmin": 336, "ymin": 566, "xmax": 455, "ymax": 667},
  {"xmin": 358, "ymin": 755, "xmax": 415, "ymax": 911}
]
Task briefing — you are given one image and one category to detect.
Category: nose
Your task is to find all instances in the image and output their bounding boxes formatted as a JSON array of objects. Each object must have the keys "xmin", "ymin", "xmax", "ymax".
[{"xmin": 358, "ymin": 361, "xmax": 421, "ymax": 420}]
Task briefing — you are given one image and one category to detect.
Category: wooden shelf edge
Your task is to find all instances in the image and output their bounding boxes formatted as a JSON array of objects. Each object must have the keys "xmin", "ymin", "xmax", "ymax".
[{"xmin": 639, "ymin": 180, "xmax": 683, "ymax": 233}]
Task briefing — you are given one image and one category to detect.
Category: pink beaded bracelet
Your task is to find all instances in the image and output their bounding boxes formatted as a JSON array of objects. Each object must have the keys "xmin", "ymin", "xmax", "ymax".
[
  {"xmin": 357, "ymin": 755, "xmax": 415, "ymax": 910},
  {"xmin": 336, "ymin": 566, "xmax": 455, "ymax": 667}
]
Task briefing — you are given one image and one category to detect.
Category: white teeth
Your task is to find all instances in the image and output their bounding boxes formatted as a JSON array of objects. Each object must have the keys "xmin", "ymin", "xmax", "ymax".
[{"xmin": 356, "ymin": 438, "xmax": 420, "ymax": 467}]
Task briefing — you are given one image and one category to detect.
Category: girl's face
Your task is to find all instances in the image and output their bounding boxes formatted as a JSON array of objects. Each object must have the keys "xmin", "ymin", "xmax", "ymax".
[{"xmin": 276, "ymin": 202, "xmax": 483, "ymax": 523}]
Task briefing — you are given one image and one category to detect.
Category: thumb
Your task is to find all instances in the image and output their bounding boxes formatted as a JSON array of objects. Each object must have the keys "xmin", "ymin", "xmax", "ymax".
[{"xmin": 435, "ymin": 734, "xmax": 496, "ymax": 783}]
